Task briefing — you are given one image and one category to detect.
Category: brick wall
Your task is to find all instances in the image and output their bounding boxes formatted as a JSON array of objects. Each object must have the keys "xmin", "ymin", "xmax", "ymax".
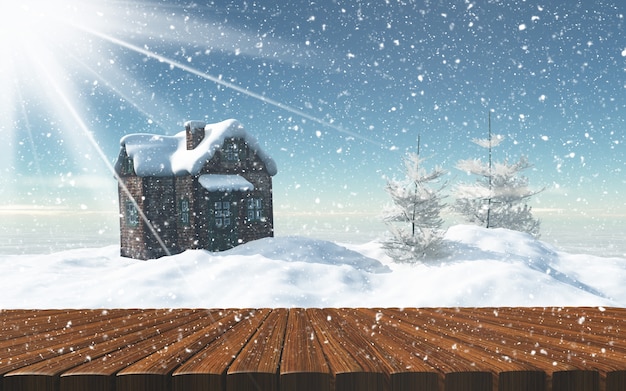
[
  {"xmin": 175, "ymin": 176, "xmax": 200, "ymax": 251},
  {"xmin": 119, "ymin": 177, "xmax": 148, "ymax": 259},
  {"xmin": 143, "ymin": 177, "xmax": 178, "ymax": 258},
  {"xmin": 239, "ymin": 174, "xmax": 274, "ymax": 244}
]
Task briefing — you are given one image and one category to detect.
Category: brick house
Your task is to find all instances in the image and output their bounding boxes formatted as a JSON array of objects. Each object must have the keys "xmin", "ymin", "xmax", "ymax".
[{"xmin": 114, "ymin": 119, "xmax": 277, "ymax": 260}]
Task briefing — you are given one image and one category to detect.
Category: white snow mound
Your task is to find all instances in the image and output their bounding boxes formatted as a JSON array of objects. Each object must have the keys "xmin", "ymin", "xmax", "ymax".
[
  {"xmin": 225, "ymin": 236, "xmax": 391, "ymax": 273},
  {"xmin": 1, "ymin": 225, "xmax": 625, "ymax": 308}
]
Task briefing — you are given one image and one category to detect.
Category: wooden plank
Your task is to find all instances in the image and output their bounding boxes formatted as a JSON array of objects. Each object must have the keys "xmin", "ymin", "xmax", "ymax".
[
  {"xmin": 1, "ymin": 308, "xmax": 626, "ymax": 391},
  {"xmin": 379, "ymin": 308, "xmax": 540, "ymax": 391},
  {"xmin": 442, "ymin": 372, "xmax": 492, "ymax": 391},
  {"xmin": 336, "ymin": 308, "xmax": 440, "ymax": 391},
  {"xmin": 466, "ymin": 307, "xmax": 625, "ymax": 351},
  {"xmin": 459, "ymin": 307, "xmax": 626, "ymax": 388},
  {"xmin": 306, "ymin": 308, "xmax": 390, "ymax": 391},
  {"xmin": 606, "ymin": 371, "xmax": 626, "ymax": 391},
  {"xmin": 0, "ymin": 310, "xmax": 67, "ymax": 337},
  {"xmin": 552, "ymin": 370, "xmax": 599, "ymax": 391},
  {"xmin": 226, "ymin": 308, "xmax": 288, "ymax": 391},
  {"xmin": 279, "ymin": 308, "xmax": 331, "ymax": 391},
  {"xmin": 114, "ymin": 309, "xmax": 262, "ymax": 391},
  {"xmin": 0, "ymin": 310, "xmax": 134, "ymax": 354},
  {"xmin": 498, "ymin": 371, "xmax": 546, "ymax": 391},
  {"xmin": 169, "ymin": 309, "xmax": 270, "ymax": 391},
  {"xmin": 418, "ymin": 307, "xmax": 563, "ymax": 391},
  {"xmin": 60, "ymin": 309, "xmax": 234, "ymax": 391},
  {"xmin": 1, "ymin": 309, "xmax": 93, "ymax": 331},
  {"xmin": 0, "ymin": 309, "xmax": 144, "ymax": 389},
  {"xmin": 3, "ymin": 309, "xmax": 202, "ymax": 391}
]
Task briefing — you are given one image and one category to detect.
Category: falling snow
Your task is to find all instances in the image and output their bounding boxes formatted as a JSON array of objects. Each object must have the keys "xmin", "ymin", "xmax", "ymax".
[{"xmin": 0, "ymin": 0, "xmax": 623, "ymax": 268}]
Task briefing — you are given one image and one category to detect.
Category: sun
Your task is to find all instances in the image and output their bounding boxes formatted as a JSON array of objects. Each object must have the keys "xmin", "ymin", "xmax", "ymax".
[
  {"xmin": 0, "ymin": 0, "xmax": 78, "ymax": 50},
  {"xmin": 0, "ymin": 0, "xmax": 102, "ymax": 93},
  {"xmin": 0, "ymin": 0, "xmax": 116, "ymax": 204},
  {"xmin": 0, "ymin": 2, "xmax": 40, "ymax": 43}
]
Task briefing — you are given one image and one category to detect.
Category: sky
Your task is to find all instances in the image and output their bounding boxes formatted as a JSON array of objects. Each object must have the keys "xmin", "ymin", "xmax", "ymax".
[{"xmin": 0, "ymin": 0, "xmax": 624, "ymax": 249}]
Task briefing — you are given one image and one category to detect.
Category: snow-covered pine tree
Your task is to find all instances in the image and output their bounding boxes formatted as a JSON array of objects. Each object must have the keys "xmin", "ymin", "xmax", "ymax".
[
  {"xmin": 382, "ymin": 145, "xmax": 447, "ymax": 263},
  {"xmin": 453, "ymin": 114, "xmax": 542, "ymax": 237}
]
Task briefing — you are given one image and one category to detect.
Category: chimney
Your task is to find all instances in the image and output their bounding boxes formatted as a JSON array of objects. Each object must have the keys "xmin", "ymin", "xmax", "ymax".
[{"xmin": 185, "ymin": 120, "xmax": 207, "ymax": 150}]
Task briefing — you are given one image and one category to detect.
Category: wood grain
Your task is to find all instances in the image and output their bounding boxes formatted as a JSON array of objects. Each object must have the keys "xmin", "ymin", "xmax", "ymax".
[
  {"xmin": 279, "ymin": 308, "xmax": 332, "ymax": 391},
  {"xmin": 1, "ymin": 308, "xmax": 625, "ymax": 391}
]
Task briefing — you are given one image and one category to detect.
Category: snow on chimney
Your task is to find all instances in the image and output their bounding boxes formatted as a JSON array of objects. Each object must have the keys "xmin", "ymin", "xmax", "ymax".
[{"xmin": 185, "ymin": 120, "xmax": 207, "ymax": 150}]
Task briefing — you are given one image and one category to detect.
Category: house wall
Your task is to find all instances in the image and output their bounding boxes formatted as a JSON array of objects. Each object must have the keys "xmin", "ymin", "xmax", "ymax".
[
  {"xmin": 119, "ymin": 176, "xmax": 183, "ymax": 260},
  {"xmin": 119, "ymin": 177, "xmax": 149, "ymax": 259},
  {"xmin": 175, "ymin": 176, "xmax": 200, "ymax": 251},
  {"xmin": 189, "ymin": 169, "xmax": 274, "ymax": 252},
  {"xmin": 192, "ymin": 137, "xmax": 275, "ymax": 251},
  {"xmin": 239, "ymin": 174, "xmax": 274, "ymax": 244},
  {"xmin": 142, "ymin": 177, "xmax": 179, "ymax": 259},
  {"xmin": 194, "ymin": 190, "xmax": 212, "ymax": 251}
]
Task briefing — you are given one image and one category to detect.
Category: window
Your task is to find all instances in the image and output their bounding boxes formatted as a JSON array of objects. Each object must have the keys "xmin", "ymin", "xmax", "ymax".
[
  {"xmin": 125, "ymin": 201, "xmax": 139, "ymax": 227},
  {"xmin": 179, "ymin": 198, "xmax": 190, "ymax": 226},
  {"xmin": 223, "ymin": 140, "xmax": 241, "ymax": 162},
  {"xmin": 121, "ymin": 156, "xmax": 134, "ymax": 175},
  {"xmin": 214, "ymin": 201, "xmax": 232, "ymax": 228},
  {"xmin": 247, "ymin": 198, "xmax": 263, "ymax": 222}
]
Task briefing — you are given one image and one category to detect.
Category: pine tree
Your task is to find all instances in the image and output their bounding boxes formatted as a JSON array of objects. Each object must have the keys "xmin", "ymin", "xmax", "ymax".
[
  {"xmin": 382, "ymin": 140, "xmax": 447, "ymax": 263},
  {"xmin": 453, "ymin": 113, "xmax": 542, "ymax": 237}
]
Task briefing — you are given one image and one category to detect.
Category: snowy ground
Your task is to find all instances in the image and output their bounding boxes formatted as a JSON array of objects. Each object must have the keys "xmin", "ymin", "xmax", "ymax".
[{"xmin": 1, "ymin": 224, "xmax": 625, "ymax": 309}]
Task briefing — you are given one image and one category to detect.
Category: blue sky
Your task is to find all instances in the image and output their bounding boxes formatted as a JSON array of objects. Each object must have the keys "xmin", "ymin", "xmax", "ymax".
[{"xmin": 1, "ymin": 0, "xmax": 624, "ymax": 235}]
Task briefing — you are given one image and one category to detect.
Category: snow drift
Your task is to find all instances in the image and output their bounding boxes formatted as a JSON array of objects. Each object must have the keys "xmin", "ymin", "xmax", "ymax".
[{"xmin": 1, "ymin": 225, "xmax": 624, "ymax": 309}]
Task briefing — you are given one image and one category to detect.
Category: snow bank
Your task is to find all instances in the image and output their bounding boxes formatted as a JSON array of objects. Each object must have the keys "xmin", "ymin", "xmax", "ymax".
[{"xmin": 1, "ymin": 225, "xmax": 624, "ymax": 308}]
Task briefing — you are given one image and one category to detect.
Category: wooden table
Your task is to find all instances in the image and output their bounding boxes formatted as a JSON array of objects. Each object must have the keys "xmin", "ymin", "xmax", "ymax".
[{"xmin": 1, "ymin": 307, "xmax": 625, "ymax": 391}]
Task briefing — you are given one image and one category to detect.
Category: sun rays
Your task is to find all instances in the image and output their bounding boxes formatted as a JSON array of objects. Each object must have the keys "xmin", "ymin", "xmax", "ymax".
[
  {"xmin": 0, "ymin": 0, "xmax": 343, "ymax": 210},
  {"xmin": 1, "ymin": 0, "xmax": 377, "ymax": 211}
]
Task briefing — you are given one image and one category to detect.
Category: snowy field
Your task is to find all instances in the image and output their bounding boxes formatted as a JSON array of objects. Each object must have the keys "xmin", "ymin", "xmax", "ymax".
[{"xmin": 1, "ymin": 224, "xmax": 625, "ymax": 309}]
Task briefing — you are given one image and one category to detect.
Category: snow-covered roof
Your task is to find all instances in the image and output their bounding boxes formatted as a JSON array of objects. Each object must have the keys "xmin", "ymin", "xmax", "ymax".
[
  {"xmin": 116, "ymin": 119, "xmax": 277, "ymax": 177},
  {"xmin": 198, "ymin": 174, "xmax": 254, "ymax": 192}
]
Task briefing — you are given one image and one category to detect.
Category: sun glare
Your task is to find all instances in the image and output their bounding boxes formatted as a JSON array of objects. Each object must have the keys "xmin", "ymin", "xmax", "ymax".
[
  {"xmin": 0, "ymin": 0, "xmax": 76, "ymax": 49},
  {"xmin": 0, "ymin": 0, "xmax": 114, "ymax": 207},
  {"xmin": 0, "ymin": 3, "xmax": 38, "ymax": 43},
  {"xmin": 0, "ymin": 0, "xmax": 365, "ymax": 212}
]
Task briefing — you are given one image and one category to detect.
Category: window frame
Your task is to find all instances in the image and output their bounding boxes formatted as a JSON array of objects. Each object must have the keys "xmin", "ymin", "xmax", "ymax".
[
  {"xmin": 179, "ymin": 198, "xmax": 191, "ymax": 227},
  {"xmin": 222, "ymin": 138, "xmax": 248, "ymax": 163},
  {"xmin": 214, "ymin": 200, "xmax": 233, "ymax": 228},
  {"xmin": 121, "ymin": 155, "xmax": 135, "ymax": 175},
  {"xmin": 246, "ymin": 197, "xmax": 263, "ymax": 222},
  {"xmin": 125, "ymin": 201, "xmax": 139, "ymax": 227}
]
